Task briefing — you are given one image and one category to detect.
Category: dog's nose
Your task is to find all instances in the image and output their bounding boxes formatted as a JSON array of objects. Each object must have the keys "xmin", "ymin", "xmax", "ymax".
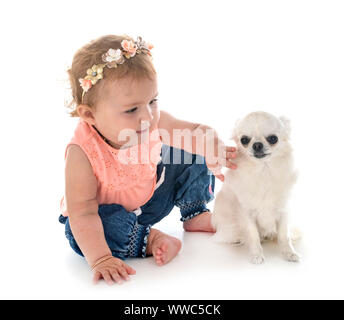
[{"xmin": 252, "ymin": 142, "xmax": 264, "ymax": 152}]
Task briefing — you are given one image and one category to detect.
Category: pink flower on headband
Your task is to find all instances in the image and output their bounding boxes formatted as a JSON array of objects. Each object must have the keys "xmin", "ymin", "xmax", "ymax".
[
  {"xmin": 121, "ymin": 40, "xmax": 137, "ymax": 57},
  {"xmin": 79, "ymin": 78, "xmax": 92, "ymax": 92}
]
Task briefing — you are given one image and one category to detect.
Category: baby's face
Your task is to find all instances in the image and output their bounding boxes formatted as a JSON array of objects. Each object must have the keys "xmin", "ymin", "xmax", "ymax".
[{"xmin": 93, "ymin": 75, "xmax": 159, "ymax": 149}]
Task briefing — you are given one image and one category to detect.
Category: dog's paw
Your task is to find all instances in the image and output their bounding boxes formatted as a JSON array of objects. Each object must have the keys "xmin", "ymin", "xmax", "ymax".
[
  {"xmin": 250, "ymin": 254, "xmax": 265, "ymax": 265},
  {"xmin": 282, "ymin": 251, "xmax": 301, "ymax": 262}
]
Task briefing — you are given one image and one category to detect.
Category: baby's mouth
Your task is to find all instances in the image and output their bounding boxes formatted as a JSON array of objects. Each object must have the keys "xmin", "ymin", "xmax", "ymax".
[
  {"xmin": 136, "ymin": 127, "xmax": 149, "ymax": 134},
  {"xmin": 137, "ymin": 121, "xmax": 150, "ymax": 134}
]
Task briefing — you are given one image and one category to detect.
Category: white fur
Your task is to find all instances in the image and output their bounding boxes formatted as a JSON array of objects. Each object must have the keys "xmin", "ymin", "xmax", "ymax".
[{"xmin": 211, "ymin": 111, "xmax": 300, "ymax": 264}]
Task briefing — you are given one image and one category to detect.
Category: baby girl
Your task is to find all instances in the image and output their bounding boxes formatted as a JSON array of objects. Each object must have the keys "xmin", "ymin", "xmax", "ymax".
[{"xmin": 59, "ymin": 34, "xmax": 237, "ymax": 285}]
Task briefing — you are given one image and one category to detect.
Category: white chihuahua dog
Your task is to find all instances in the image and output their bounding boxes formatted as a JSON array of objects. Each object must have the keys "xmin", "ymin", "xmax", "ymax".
[{"xmin": 211, "ymin": 111, "xmax": 300, "ymax": 264}]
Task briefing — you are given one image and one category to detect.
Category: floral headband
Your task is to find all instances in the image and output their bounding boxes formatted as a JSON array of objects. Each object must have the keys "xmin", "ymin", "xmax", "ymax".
[{"xmin": 79, "ymin": 36, "xmax": 154, "ymax": 101}]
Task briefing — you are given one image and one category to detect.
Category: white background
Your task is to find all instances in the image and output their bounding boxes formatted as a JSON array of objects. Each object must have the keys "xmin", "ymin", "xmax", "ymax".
[{"xmin": 1, "ymin": 0, "xmax": 344, "ymax": 299}]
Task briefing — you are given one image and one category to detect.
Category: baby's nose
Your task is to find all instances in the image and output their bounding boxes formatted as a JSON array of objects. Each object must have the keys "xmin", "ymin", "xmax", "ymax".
[{"xmin": 140, "ymin": 108, "xmax": 153, "ymax": 122}]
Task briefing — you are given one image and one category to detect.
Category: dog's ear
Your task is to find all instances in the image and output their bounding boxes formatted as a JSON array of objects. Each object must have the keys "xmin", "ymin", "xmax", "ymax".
[
  {"xmin": 279, "ymin": 116, "xmax": 291, "ymax": 137},
  {"xmin": 230, "ymin": 118, "xmax": 241, "ymax": 139}
]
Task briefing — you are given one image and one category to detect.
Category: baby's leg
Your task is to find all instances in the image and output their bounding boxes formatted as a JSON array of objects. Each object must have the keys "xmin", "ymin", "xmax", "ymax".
[
  {"xmin": 98, "ymin": 204, "xmax": 182, "ymax": 266},
  {"xmin": 139, "ymin": 145, "xmax": 215, "ymax": 233},
  {"xmin": 62, "ymin": 203, "xmax": 153, "ymax": 261},
  {"xmin": 172, "ymin": 147, "xmax": 216, "ymax": 232}
]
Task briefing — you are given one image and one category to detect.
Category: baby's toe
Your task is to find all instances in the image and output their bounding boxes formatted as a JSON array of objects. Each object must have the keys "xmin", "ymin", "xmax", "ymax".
[{"xmin": 160, "ymin": 243, "xmax": 168, "ymax": 253}]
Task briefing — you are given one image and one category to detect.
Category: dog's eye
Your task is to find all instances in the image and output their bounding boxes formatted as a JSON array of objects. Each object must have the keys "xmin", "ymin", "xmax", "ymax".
[
  {"xmin": 266, "ymin": 135, "xmax": 278, "ymax": 144},
  {"xmin": 240, "ymin": 136, "xmax": 251, "ymax": 146}
]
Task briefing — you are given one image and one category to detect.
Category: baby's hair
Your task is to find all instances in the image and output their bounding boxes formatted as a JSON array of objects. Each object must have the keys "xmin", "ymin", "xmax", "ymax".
[{"xmin": 67, "ymin": 34, "xmax": 156, "ymax": 117}]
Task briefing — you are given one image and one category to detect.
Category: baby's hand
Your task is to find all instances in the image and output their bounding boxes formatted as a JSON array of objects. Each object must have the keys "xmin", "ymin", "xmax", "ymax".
[
  {"xmin": 91, "ymin": 255, "xmax": 136, "ymax": 285},
  {"xmin": 205, "ymin": 139, "xmax": 237, "ymax": 182}
]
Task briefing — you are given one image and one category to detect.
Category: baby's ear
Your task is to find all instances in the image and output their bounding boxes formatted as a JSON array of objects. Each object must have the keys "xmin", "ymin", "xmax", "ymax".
[{"xmin": 279, "ymin": 116, "xmax": 291, "ymax": 137}]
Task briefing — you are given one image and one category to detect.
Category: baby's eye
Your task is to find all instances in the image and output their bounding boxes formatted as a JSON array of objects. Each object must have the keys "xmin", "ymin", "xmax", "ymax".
[
  {"xmin": 266, "ymin": 135, "xmax": 278, "ymax": 144},
  {"xmin": 240, "ymin": 136, "xmax": 251, "ymax": 146},
  {"xmin": 125, "ymin": 107, "xmax": 137, "ymax": 114},
  {"xmin": 150, "ymin": 98, "xmax": 158, "ymax": 105}
]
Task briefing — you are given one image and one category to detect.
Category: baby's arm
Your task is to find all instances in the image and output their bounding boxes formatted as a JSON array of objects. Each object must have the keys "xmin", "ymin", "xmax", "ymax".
[
  {"xmin": 65, "ymin": 145, "xmax": 135, "ymax": 284},
  {"xmin": 158, "ymin": 110, "xmax": 237, "ymax": 181}
]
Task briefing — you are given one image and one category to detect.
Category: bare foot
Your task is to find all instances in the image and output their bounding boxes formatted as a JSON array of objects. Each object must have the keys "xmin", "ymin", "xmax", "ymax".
[
  {"xmin": 183, "ymin": 211, "xmax": 216, "ymax": 233},
  {"xmin": 146, "ymin": 229, "xmax": 182, "ymax": 266}
]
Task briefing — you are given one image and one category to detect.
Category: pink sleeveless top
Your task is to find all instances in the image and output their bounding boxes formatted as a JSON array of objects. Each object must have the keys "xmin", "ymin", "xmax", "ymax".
[{"xmin": 60, "ymin": 119, "xmax": 163, "ymax": 216}]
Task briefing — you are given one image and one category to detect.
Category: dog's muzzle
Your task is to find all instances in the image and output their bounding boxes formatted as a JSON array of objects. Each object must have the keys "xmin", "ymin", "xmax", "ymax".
[{"xmin": 252, "ymin": 142, "xmax": 269, "ymax": 159}]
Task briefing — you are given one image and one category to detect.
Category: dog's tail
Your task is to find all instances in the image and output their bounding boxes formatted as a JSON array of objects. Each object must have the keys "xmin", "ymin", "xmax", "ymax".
[{"xmin": 290, "ymin": 226, "xmax": 303, "ymax": 242}]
